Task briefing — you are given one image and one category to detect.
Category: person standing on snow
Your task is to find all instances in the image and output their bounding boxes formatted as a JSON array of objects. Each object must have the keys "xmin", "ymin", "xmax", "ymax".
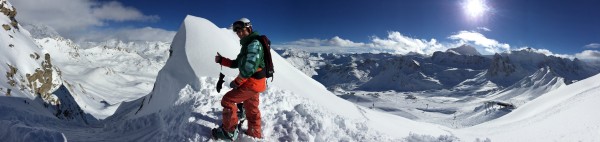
[{"xmin": 212, "ymin": 18, "xmax": 267, "ymax": 140}]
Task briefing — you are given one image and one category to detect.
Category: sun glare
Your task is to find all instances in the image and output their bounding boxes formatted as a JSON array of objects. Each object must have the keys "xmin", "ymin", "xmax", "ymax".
[{"xmin": 463, "ymin": 0, "xmax": 488, "ymax": 19}]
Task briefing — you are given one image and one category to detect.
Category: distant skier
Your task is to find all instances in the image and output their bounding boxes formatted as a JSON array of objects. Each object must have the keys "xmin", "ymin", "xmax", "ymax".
[{"xmin": 212, "ymin": 18, "xmax": 267, "ymax": 140}]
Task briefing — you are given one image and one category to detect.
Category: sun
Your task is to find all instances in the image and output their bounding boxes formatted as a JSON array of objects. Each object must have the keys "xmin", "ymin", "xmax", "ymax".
[{"xmin": 463, "ymin": 0, "xmax": 489, "ymax": 20}]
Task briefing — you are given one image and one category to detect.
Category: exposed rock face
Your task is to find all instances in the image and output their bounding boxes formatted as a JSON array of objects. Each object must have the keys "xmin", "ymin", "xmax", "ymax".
[
  {"xmin": 488, "ymin": 53, "xmax": 516, "ymax": 77},
  {"xmin": 2, "ymin": 24, "xmax": 9, "ymax": 30},
  {"xmin": 431, "ymin": 51, "xmax": 490, "ymax": 70},
  {"xmin": 1, "ymin": 0, "xmax": 61, "ymax": 108},
  {"xmin": 0, "ymin": 0, "xmax": 18, "ymax": 29},
  {"xmin": 26, "ymin": 53, "xmax": 58, "ymax": 104},
  {"xmin": 5, "ymin": 64, "xmax": 17, "ymax": 87}
]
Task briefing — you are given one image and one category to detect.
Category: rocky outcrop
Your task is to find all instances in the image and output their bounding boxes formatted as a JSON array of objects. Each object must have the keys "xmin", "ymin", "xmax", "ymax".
[
  {"xmin": 26, "ymin": 53, "xmax": 59, "ymax": 104},
  {"xmin": 488, "ymin": 53, "xmax": 516, "ymax": 77},
  {"xmin": 0, "ymin": 0, "xmax": 18, "ymax": 29},
  {"xmin": 1, "ymin": 0, "xmax": 60, "ymax": 105}
]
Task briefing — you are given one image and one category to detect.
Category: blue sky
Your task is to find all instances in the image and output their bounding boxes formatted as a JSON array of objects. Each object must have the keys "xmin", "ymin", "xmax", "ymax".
[
  {"xmin": 120, "ymin": 0, "xmax": 599, "ymax": 55},
  {"xmin": 10, "ymin": 0, "xmax": 600, "ymax": 58}
]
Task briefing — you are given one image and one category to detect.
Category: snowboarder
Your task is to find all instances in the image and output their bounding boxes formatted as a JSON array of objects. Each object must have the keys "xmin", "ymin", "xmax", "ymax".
[{"xmin": 212, "ymin": 18, "xmax": 267, "ymax": 140}]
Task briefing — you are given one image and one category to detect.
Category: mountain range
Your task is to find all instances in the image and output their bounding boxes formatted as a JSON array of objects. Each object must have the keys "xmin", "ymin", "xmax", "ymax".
[{"xmin": 277, "ymin": 44, "xmax": 600, "ymax": 95}]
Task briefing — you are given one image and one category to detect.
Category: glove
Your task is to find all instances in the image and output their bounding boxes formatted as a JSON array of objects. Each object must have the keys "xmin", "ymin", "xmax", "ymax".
[
  {"xmin": 216, "ymin": 73, "xmax": 225, "ymax": 93},
  {"xmin": 215, "ymin": 54, "xmax": 222, "ymax": 64}
]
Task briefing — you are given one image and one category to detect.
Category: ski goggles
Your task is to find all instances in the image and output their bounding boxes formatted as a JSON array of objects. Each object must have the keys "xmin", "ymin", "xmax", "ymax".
[{"xmin": 232, "ymin": 21, "xmax": 249, "ymax": 32}]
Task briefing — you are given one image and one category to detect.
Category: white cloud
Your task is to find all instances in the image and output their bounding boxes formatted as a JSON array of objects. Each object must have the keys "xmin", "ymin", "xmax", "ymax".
[
  {"xmin": 329, "ymin": 36, "xmax": 365, "ymax": 47},
  {"xmin": 276, "ymin": 32, "xmax": 449, "ymax": 54},
  {"xmin": 575, "ymin": 50, "xmax": 600, "ymax": 60},
  {"xmin": 369, "ymin": 31, "xmax": 446, "ymax": 54},
  {"xmin": 76, "ymin": 27, "xmax": 176, "ymax": 42},
  {"xmin": 477, "ymin": 27, "xmax": 491, "ymax": 31},
  {"xmin": 448, "ymin": 31, "xmax": 510, "ymax": 54},
  {"xmin": 513, "ymin": 47, "xmax": 574, "ymax": 59},
  {"xmin": 277, "ymin": 37, "xmax": 371, "ymax": 53},
  {"xmin": 91, "ymin": 1, "xmax": 159, "ymax": 22},
  {"xmin": 286, "ymin": 36, "xmax": 365, "ymax": 47},
  {"xmin": 584, "ymin": 43, "xmax": 600, "ymax": 48},
  {"xmin": 10, "ymin": 0, "xmax": 164, "ymax": 41}
]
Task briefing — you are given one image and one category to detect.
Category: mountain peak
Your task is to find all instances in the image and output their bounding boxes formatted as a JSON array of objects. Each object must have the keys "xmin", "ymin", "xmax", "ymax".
[
  {"xmin": 22, "ymin": 24, "xmax": 60, "ymax": 39},
  {"xmin": 446, "ymin": 44, "xmax": 481, "ymax": 56}
]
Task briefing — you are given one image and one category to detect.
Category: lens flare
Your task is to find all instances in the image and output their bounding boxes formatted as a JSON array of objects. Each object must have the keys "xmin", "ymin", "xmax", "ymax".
[{"xmin": 463, "ymin": 0, "xmax": 489, "ymax": 19}]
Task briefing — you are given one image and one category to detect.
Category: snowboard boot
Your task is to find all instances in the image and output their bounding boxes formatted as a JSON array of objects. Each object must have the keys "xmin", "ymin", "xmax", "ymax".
[
  {"xmin": 211, "ymin": 125, "xmax": 239, "ymax": 141},
  {"xmin": 237, "ymin": 103, "xmax": 246, "ymax": 121},
  {"xmin": 236, "ymin": 103, "xmax": 246, "ymax": 131}
]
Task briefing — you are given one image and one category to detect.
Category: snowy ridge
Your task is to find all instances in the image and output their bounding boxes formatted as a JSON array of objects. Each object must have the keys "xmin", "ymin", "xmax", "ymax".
[
  {"xmin": 121, "ymin": 15, "xmax": 454, "ymax": 141},
  {"xmin": 446, "ymin": 44, "xmax": 481, "ymax": 56},
  {"xmin": 488, "ymin": 67, "xmax": 565, "ymax": 105},
  {"xmin": 458, "ymin": 73, "xmax": 600, "ymax": 141},
  {"xmin": 0, "ymin": 0, "xmax": 69, "ymax": 108},
  {"xmin": 1, "ymin": 0, "xmax": 60, "ymax": 99}
]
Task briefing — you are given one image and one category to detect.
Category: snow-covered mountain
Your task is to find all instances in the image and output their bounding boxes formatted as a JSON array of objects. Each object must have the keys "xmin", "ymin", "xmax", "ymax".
[
  {"xmin": 277, "ymin": 46, "xmax": 600, "ymax": 95},
  {"xmin": 0, "ymin": 0, "xmax": 92, "ymax": 135},
  {"xmin": 446, "ymin": 44, "xmax": 481, "ymax": 56},
  {"xmin": 33, "ymin": 35, "xmax": 170, "ymax": 119},
  {"xmin": 457, "ymin": 72, "xmax": 600, "ymax": 141},
  {"xmin": 1, "ymin": 0, "xmax": 59, "ymax": 101},
  {"xmin": 0, "ymin": 0, "xmax": 85, "ymax": 119},
  {"xmin": 278, "ymin": 45, "xmax": 600, "ymax": 128},
  {"xmin": 21, "ymin": 23, "xmax": 61, "ymax": 39}
]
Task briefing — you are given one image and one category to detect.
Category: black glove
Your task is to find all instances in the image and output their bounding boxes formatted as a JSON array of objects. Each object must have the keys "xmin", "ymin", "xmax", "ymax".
[{"xmin": 216, "ymin": 73, "xmax": 225, "ymax": 93}]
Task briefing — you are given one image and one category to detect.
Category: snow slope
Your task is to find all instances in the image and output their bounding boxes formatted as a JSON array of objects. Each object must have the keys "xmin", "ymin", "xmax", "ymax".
[
  {"xmin": 458, "ymin": 73, "xmax": 600, "ymax": 141},
  {"xmin": 35, "ymin": 36, "xmax": 169, "ymax": 119},
  {"xmin": 124, "ymin": 15, "xmax": 455, "ymax": 141},
  {"xmin": 0, "ymin": 0, "xmax": 61, "ymax": 99}
]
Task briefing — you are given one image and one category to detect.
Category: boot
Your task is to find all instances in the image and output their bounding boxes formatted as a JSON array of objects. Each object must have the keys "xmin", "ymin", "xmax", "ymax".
[
  {"xmin": 212, "ymin": 125, "xmax": 239, "ymax": 141},
  {"xmin": 237, "ymin": 103, "xmax": 246, "ymax": 121}
]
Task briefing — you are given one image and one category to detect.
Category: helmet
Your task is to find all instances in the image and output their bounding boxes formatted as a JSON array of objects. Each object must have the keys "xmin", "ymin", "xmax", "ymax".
[
  {"xmin": 232, "ymin": 18, "xmax": 252, "ymax": 32},
  {"xmin": 237, "ymin": 18, "xmax": 251, "ymax": 25}
]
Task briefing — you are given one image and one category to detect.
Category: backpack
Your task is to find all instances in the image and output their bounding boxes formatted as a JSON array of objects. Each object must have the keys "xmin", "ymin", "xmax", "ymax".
[{"xmin": 254, "ymin": 35, "xmax": 274, "ymax": 81}]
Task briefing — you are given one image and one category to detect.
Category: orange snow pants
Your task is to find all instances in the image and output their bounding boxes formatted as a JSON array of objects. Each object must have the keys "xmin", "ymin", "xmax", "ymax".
[{"xmin": 221, "ymin": 80, "xmax": 264, "ymax": 138}]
